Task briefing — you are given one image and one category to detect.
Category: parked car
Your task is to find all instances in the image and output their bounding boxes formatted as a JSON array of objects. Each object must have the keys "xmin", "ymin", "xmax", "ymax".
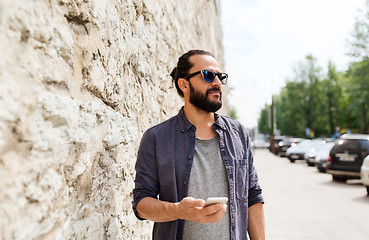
[
  {"xmin": 304, "ymin": 141, "xmax": 333, "ymax": 167},
  {"xmin": 313, "ymin": 142, "xmax": 335, "ymax": 172},
  {"xmin": 286, "ymin": 139, "xmax": 326, "ymax": 163},
  {"xmin": 327, "ymin": 134, "xmax": 369, "ymax": 182},
  {"xmin": 278, "ymin": 138, "xmax": 305, "ymax": 157},
  {"xmin": 268, "ymin": 136, "xmax": 287, "ymax": 155},
  {"xmin": 252, "ymin": 137, "xmax": 270, "ymax": 149},
  {"xmin": 360, "ymin": 155, "xmax": 369, "ymax": 195}
]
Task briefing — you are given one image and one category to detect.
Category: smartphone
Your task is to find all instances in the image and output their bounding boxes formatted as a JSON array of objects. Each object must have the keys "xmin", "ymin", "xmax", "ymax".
[{"xmin": 205, "ymin": 197, "xmax": 228, "ymax": 206}]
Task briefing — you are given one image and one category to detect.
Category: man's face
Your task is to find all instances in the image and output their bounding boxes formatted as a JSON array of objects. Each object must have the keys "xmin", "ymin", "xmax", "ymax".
[
  {"xmin": 189, "ymin": 81, "xmax": 222, "ymax": 112},
  {"xmin": 187, "ymin": 54, "xmax": 223, "ymax": 113}
]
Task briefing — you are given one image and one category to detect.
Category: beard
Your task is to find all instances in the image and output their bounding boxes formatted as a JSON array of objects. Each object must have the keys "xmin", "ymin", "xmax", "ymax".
[{"xmin": 189, "ymin": 82, "xmax": 222, "ymax": 113}]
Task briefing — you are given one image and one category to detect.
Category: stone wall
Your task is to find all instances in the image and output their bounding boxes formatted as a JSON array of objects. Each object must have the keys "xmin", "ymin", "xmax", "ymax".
[{"xmin": 0, "ymin": 0, "xmax": 227, "ymax": 239}]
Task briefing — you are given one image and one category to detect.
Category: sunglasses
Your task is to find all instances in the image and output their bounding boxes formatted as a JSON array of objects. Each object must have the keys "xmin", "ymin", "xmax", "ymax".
[{"xmin": 184, "ymin": 70, "xmax": 228, "ymax": 85}]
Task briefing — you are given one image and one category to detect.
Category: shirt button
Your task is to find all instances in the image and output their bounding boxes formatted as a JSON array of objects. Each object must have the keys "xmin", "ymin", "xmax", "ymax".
[
  {"xmin": 184, "ymin": 181, "xmax": 188, "ymax": 185},
  {"xmin": 188, "ymin": 155, "xmax": 193, "ymax": 160}
]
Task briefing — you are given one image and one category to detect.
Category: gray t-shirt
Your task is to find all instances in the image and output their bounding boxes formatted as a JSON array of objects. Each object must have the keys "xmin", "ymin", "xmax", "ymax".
[{"xmin": 182, "ymin": 134, "xmax": 230, "ymax": 240}]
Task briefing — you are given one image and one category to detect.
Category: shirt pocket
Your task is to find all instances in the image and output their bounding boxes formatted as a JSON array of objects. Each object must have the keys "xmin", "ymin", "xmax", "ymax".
[{"xmin": 235, "ymin": 158, "xmax": 249, "ymax": 201}]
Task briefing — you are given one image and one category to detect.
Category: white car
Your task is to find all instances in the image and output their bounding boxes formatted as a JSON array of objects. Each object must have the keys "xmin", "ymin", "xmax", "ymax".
[
  {"xmin": 252, "ymin": 138, "xmax": 270, "ymax": 149},
  {"xmin": 360, "ymin": 155, "xmax": 369, "ymax": 195},
  {"xmin": 287, "ymin": 139, "xmax": 326, "ymax": 163},
  {"xmin": 314, "ymin": 142, "xmax": 335, "ymax": 172},
  {"xmin": 304, "ymin": 141, "xmax": 334, "ymax": 168}
]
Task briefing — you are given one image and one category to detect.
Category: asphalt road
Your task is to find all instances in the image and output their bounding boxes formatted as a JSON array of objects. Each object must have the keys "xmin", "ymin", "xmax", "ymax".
[{"xmin": 252, "ymin": 148, "xmax": 369, "ymax": 240}]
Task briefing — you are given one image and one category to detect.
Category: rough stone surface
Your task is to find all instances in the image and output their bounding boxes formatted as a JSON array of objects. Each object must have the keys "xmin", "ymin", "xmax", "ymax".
[{"xmin": 0, "ymin": 0, "xmax": 227, "ymax": 239}]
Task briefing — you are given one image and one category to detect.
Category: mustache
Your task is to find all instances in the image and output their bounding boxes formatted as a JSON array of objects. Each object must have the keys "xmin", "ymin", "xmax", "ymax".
[{"xmin": 206, "ymin": 87, "xmax": 221, "ymax": 94}]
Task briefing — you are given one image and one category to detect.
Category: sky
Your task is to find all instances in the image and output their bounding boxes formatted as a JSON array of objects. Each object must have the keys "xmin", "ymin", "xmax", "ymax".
[{"xmin": 220, "ymin": 0, "xmax": 367, "ymax": 129}]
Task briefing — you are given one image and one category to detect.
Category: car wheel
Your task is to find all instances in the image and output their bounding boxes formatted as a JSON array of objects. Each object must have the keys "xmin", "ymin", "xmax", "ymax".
[
  {"xmin": 366, "ymin": 186, "xmax": 369, "ymax": 196},
  {"xmin": 289, "ymin": 159, "xmax": 295, "ymax": 163},
  {"xmin": 332, "ymin": 175, "xmax": 347, "ymax": 182}
]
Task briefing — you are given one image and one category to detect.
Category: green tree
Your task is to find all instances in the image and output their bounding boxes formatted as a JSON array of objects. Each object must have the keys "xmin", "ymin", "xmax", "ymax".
[
  {"xmin": 346, "ymin": 60, "xmax": 369, "ymax": 133},
  {"xmin": 258, "ymin": 104, "xmax": 271, "ymax": 134},
  {"xmin": 318, "ymin": 62, "xmax": 342, "ymax": 135},
  {"xmin": 346, "ymin": 1, "xmax": 369, "ymax": 133},
  {"xmin": 275, "ymin": 55, "xmax": 323, "ymax": 137},
  {"xmin": 347, "ymin": 1, "xmax": 369, "ymax": 61},
  {"xmin": 229, "ymin": 107, "xmax": 238, "ymax": 119}
]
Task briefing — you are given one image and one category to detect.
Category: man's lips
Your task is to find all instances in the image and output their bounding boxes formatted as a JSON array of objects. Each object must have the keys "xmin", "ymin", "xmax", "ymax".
[{"xmin": 207, "ymin": 88, "xmax": 221, "ymax": 95}]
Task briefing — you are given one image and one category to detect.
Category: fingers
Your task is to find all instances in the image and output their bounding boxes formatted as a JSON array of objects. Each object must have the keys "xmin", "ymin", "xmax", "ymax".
[
  {"xmin": 177, "ymin": 197, "xmax": 227, "ymax": 223},
  {"xmin": 204, "ymin": 203, "xmax": 227, "ymax": 216},
  {"xmin": 198, "ymin": 204, "xmax": 227, "ymax": 223},
  {"xmin": 206, "ymin": 204, "xmax": 228, "ymax": 223},
  {"xmin": 181, "ymin": 197, "xmax": 206, "ymax": 208},
  {"xmin": 195, "ymin": 199, "xmax": 206, "ymax": 208}
]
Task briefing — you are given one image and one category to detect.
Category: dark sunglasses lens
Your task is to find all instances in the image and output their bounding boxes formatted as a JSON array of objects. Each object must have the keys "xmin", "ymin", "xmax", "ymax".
[
  {"xmin": 203, "ymin": 70, "xmax": 215, "ymax": 82},
  {"xmin": 219, "ymin": 73, "xmax": 228, "ymax": 84}
]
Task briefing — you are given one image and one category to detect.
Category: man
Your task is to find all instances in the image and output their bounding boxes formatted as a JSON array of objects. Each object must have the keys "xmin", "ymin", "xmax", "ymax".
[{"xmin": 132, "ymin": 50, "xmax": 265, "ymax": 240}]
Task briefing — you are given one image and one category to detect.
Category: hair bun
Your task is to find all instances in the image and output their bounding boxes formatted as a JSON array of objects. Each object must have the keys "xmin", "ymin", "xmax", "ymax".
[{"xmin": 170, "ymin": 67, "xmax": 177, "ymax": 79}]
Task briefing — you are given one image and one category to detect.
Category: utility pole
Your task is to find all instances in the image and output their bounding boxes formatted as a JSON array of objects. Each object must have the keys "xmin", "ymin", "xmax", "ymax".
[{"xmin": 270, "ymin": 95, "xmax": 275, "ymax": 154}]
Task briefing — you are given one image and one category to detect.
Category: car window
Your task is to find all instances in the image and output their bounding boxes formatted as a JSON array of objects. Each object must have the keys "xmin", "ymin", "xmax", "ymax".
[
  {"xmin": 333, "ymin": 139, "xmax": 362, "ymax": 152},
  {"xmin": 360, "ymin": 140, "xmax": 369, "ymax": 152}
]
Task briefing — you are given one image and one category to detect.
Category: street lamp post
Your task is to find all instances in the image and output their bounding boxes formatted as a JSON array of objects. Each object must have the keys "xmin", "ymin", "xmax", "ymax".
[{"xmin": 270, "ymin": 95, "xmax": 275, "ymax": 154}]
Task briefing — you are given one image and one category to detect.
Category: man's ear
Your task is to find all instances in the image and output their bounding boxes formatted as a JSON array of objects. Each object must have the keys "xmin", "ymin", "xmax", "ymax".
[{"xmin": 178, "ymin": 78, "xmax": 190, "ymax": 94}]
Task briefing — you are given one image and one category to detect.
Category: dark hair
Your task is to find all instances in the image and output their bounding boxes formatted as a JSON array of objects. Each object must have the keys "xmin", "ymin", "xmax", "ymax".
[{"xmin": 170, "ymin": 49, "xmax": 214, "ymax": 97}]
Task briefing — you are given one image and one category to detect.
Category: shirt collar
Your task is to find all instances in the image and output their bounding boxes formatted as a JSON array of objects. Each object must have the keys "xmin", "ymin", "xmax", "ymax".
[
  {"xmin": 213, "ymin": 112, "xmax": 227, "ymax": 131},
  {"xmin": 177, "ymin": 107, "xmax": 227, "ymax": 132},
  {"xmin": 178, "ymin": 107, "xmax": 194, "ymax": 132}
]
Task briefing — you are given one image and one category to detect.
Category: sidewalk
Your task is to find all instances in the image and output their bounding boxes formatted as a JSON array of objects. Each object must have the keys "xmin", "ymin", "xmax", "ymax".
[{"xmin": 253, "ymin": 149, "xmax": 369, "ymax": 240}]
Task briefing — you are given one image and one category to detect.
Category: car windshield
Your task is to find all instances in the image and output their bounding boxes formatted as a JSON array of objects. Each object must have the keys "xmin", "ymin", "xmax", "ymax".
[
  {"xmin": 296, "ymin": 140, "xmax": 312, "ymax": 147},
  {"xmin": 320, "ymin": 142, "xmax": 334, "ymax": 151},
  {"xmin": 310, "ymin": 140, "xmax": 326, "ymax": 147},
  {"xmin": 333, "ymin": 139, "xmax": 369, "ymax": 152}
]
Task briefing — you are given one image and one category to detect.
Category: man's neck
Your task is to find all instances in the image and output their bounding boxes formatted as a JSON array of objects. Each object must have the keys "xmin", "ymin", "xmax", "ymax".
[{"xmin": 183, "ymin": 104, "xmax": 216, "ymax": 140}]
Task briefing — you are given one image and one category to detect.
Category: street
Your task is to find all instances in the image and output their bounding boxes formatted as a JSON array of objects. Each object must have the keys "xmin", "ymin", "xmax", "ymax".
[{"xmin": 253, "ymin": 149, "xmax": 369, "ymax": 240}]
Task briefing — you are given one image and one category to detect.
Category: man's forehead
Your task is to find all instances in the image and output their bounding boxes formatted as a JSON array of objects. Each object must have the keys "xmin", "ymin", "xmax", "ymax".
[{"xmin": 189, "ymin": 54, "xmax": 219, "ymax": 71}]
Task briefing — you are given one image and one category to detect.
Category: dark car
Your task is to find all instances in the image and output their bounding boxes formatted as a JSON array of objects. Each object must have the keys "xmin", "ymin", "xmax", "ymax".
[
  {"xmin": 327, "ymin": 134, "xmax": 369, "ymax": 181},
  {"xmin": 268, "ymin": 136, "xmax": 287, "ymax": 155},
  {"xmin": 277, "ymin": 137, "xmax": 305, "ymax": 157}
]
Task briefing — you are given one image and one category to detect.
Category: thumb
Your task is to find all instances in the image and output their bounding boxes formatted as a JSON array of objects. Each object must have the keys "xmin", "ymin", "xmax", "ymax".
[{"xmin": 196, "ymin": 199, "xmax": 205, "ymax": 208}]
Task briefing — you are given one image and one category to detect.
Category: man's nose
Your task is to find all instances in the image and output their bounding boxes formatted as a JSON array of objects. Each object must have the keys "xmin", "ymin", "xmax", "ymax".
[{"xmin": 212, "ymin": 76, "xmax": 222, "ymax": 87}]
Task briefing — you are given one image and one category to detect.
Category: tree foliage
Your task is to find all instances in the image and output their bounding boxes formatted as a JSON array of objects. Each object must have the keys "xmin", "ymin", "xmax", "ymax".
[
  {"xmin": 346, "ymin": 1, "xmax": 369, "ymax": 133},
  {"xmin": 258, "ymin": 4, "xmax": 369, "ymax": 136},
  {"xmin": 347, "ymin": 1, "xmax": 369, "ymax": 61},
  {"xmin": 258, "ymin": 58, "xmax": 353, "ymax": 137},
  {"xmin": 257, "ymin": 105, "xmax": 271, "ymax": 134}
]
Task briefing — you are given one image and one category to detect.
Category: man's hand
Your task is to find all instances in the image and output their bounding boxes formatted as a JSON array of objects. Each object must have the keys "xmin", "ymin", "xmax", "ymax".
[
  {"xmin": 174, "ymin": 197, "xmax": 227, "ymax": 224},
  {"xmin": 136, "ymin": 197, "xmax": 227, "ymax": 223}
]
